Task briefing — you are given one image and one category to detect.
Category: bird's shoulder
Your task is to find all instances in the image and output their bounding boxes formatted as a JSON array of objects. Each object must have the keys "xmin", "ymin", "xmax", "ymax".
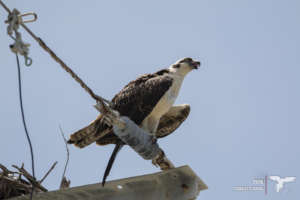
[
  {"xmin": 110, "ymin": 68, "xmax": 173, "ymax": 124},
  {"xmin": 124, "ymin": 68, "xmax": 171, "ymax": 87},
  {"xmin": 111, "ymin": 69, "xmax": 173, "ymax": 102}
]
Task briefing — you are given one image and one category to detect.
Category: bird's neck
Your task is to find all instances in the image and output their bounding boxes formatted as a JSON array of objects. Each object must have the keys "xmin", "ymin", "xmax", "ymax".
[{"xmin": 168, "ymin": 67, "xmax": 190, "ymax": 78}]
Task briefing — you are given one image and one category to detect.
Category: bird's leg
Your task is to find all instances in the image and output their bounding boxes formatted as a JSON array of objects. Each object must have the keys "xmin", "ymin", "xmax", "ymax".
[
  {"xmin": 152, "ymin": 137, "xmax": 157, "ymax": 144},
  {"xmin": 152, "ymin": 150, "xmax": 175, "ymax": 170},
  {"xmin": 149, "ymin": 132, "xmax": 157, "ymax": 144},
  {"xmin": 147, "ymin": 117, "xmax": 159, "ymax": 144},
  {"xmin": 149, "ymin": 127, "xmax": 157, "ymax": 144}
]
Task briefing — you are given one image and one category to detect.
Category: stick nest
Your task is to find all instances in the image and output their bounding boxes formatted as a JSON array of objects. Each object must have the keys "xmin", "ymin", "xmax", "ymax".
[{"xmin": 0, "ymin": 163, "xmax": 58, "ymax": 199}]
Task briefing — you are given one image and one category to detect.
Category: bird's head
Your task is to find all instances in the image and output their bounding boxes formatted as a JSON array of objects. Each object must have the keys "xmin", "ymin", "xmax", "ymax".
[{"xmin": 169, "ymin": 57, "xmax": 201, "ymax": 76}]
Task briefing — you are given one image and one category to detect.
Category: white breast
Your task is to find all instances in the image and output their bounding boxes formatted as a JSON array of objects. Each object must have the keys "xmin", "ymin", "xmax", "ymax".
[{"xmin": 145, "ymin": 74, "xmax": 184, "ymax": 122}]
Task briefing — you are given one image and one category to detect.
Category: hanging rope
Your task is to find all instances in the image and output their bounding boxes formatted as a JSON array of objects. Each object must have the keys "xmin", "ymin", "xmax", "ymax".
[
  {"xmin": 15, "ymin": 53, "xmax": 35, "ymax": 199},
  {"xmin": 1, "ymin": 4, "xmax": 37, "ymax": 199}
]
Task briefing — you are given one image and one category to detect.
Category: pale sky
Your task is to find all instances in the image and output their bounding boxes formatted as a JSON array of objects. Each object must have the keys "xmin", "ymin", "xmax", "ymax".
[{"xmin": 0, "ymin": 1, "xmax": 299, "ymax": 200}]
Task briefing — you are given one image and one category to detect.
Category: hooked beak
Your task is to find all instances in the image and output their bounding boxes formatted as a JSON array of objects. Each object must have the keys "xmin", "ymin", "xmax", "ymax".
[{"xmin": 191, "ymin": 60, "xmax": 201, "ymax": 69}]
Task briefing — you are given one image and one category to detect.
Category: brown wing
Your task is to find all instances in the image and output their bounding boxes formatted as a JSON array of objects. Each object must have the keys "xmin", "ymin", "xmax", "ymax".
[
  {"xmin": 68, "ymin": 69, "xmax": 172, "ymax": 148},
  {"xmin": 67, "ymin": 114, "xmax": 112, "ymax": 148},
  {"xmin": 156, "ymin": 104, "xmax": 190, "ymax": 138},
  {"xmin": 96, "ymin": 104, "xmax": 190, "ymax": 145},
  {"xmin": 111, "ymin": 71, "xmax": 173, "ymax": 125}
]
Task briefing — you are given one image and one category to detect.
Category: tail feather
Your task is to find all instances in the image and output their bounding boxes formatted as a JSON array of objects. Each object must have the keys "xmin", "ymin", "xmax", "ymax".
[
  {"xmin": 67, "ymin": 115, "xmax": 112, "ymax": 148},
  {"xmin": 102, "ymin": 142, "xmax": 123, "ymax": 186}
]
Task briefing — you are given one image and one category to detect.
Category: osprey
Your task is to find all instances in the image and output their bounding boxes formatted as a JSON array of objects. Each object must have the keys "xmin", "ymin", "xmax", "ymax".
[{"xmin": 68, "ymin": 57, "xmax": 200, "ymax": 185}]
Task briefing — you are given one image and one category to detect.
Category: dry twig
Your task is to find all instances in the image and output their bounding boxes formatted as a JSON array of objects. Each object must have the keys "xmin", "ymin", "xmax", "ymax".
[
  {"xmin": 39, "ymin": 161, "xmax": 57, "ymax": 184},
  {"xmin": 59, "ymin": 126, "xmax": 71, "ymax": 189},
  {"xmin": 12, "ymin": 165, "xmax": 47, "ymax": 192},
  {"xmin": 0, "ymin": 163, "xmax": 48, "ymax": 199}
]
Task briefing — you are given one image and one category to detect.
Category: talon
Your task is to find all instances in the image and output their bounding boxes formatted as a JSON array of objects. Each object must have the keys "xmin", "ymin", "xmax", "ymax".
[{"xmin": 152, "ymin": 137, "xmax": 157, "ymax": 144}]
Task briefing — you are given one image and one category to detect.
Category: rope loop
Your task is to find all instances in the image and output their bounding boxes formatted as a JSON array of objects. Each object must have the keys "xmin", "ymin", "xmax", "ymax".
[
  {"xmin": 19, "ymin": 12, "xmax": 37, "ymax": 24},
  {"xmin": 24, "ymin": 55, "xmax": 33, "ymax": 66}
]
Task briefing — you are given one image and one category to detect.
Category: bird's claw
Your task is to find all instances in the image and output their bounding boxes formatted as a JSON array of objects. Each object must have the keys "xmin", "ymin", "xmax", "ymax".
[
  {"xmin": 152, "ymin": 150, "xmax": 175, "ymax": 170},
  {"xmin": 151, "ymin": 137, "xmax": 157, "ymax": 144}
]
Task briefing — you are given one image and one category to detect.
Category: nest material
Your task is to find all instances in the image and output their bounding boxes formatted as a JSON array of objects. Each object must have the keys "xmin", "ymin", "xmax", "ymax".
[
  {"xmin": 0, "ymin": 164, "xmax": 47, "ymax": 199},
  {"xmin": 0, "ymin": 174, "xmax": 32, "ymax": 199}
]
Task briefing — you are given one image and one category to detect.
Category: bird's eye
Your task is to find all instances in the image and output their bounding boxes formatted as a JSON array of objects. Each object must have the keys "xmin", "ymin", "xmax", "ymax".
[{"xmin": 173, "ymin": 64, "xmax": 180, "ymax": 68}]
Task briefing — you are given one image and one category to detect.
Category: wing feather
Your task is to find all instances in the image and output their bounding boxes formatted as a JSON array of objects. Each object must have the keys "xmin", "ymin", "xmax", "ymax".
[
  {"xmin": 156, "ymin": 104, "xmax": 190, "ymax": 138},
  {"xmin": 111, "ymin": 72, "xmax": 173, "ymax": 125},
  {"xmin": 69, "ymin": 70, "xmax": 173, "ymax": 148},
  {"xmin": 96, "ymin": 104, "xmax": 190, "ymax": 145}
]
